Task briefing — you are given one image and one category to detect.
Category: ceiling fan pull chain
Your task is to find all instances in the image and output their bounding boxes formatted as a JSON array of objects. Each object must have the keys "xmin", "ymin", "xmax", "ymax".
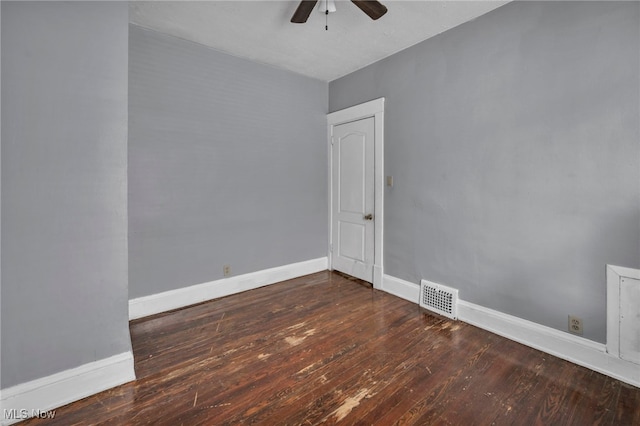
[{"xmin": 325, "ymin": 8, "xmax": 328, "ymax": 31}]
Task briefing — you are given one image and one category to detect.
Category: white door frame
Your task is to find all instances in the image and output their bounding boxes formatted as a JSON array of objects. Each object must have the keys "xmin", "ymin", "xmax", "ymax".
[{"xmin": 327, "ymin": 98, "xmax": 384, "ymax": 289}]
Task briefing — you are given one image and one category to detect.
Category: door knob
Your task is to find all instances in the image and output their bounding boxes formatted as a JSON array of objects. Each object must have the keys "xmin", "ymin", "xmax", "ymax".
[{"xmin": 364, "ymin": 214, "xmax": 373, "ymax": 221}]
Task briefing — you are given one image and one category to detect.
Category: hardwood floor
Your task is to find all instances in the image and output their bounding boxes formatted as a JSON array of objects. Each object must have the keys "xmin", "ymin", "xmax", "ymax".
[{"xmin": 22, "ymin": 271, "xmax": 640, "ymax": 425}]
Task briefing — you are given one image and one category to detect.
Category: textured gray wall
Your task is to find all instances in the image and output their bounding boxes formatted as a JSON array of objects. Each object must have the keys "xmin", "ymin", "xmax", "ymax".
[
  {"xmin": 330, "ymin": 1, "xmax": 639, "ymax": 342},
  {"xmin": 0, "ymin": 2, "xmax": 3, "ymax": 389},
  {"xmin": 1, "ymin": 2, "xmax": 131, "ymax": 387},
  {"xmin": 129, "ymin": 26, "xmax": 328, "ymax": 299}
]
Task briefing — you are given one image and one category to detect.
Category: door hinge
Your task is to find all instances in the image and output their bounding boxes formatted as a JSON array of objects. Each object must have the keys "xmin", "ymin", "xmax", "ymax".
[{"xmin": 330, "ymin": 244, "xmax": 333, "ymax": 252}]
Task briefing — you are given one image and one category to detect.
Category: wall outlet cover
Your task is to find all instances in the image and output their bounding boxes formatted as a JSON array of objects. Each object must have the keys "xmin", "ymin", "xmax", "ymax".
[{"xmin": 568, "ymin": 315, "xmax": 583, "ymax": 336}]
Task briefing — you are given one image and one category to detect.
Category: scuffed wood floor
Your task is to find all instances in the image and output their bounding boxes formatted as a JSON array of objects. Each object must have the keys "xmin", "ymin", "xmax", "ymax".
[{"xmin": 22, "ymin": 271, "xmax": 640, "ymax": 425}]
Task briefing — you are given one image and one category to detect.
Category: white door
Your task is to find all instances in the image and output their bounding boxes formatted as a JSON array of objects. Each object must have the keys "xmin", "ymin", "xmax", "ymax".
[{"xmin": 331, "ymin": 117, "xmax": 375, "ymax": 283}]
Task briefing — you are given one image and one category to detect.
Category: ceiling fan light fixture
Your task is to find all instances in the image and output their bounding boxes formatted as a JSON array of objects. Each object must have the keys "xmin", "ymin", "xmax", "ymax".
[
  {"xmin": 291, "ymin": 0, "xmax": 386, "ymax": 24},
  {"xmin": 317, "ymin": 0, "xmax": 336, "ymax": 14}
]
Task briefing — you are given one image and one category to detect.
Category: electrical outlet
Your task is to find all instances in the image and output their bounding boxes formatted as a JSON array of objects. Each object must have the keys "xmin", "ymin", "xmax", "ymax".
[
  {"xmin": 223, "ymin": 264, "xmax": 231, "ymax": 277},
  {"xmin": 568, "ymin": 315, "xmax": 583, "ymax": 336}
]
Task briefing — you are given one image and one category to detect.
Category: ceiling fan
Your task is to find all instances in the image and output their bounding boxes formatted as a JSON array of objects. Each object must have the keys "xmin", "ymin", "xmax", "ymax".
[{"xmin": 291, "ymin": 0, "xmax": 388, "ymax": 24}]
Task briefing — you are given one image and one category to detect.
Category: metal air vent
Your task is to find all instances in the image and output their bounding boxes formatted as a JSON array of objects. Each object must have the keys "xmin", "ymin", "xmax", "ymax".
[{"xmin": 420, "ymin": 279, "xmax": 458, "ymax": 320}]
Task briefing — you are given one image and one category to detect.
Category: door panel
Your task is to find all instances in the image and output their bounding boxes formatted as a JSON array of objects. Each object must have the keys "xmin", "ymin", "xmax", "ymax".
[
  {"xmin": 332, "ymin": 117, "xmax": 374, "ymax": 282},
  {"xmin": 338, "ymin": 221, "xmax": 366, "ymax": 261},
  {"xmin": 339, "ymin": 137, "xmax": 365, "ymax": 214}
]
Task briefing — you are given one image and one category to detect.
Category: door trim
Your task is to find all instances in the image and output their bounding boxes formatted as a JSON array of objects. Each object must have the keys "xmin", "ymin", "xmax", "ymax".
[{"xmin": 327, "ymin": 98, "xmax": 385, "ymax": 288}]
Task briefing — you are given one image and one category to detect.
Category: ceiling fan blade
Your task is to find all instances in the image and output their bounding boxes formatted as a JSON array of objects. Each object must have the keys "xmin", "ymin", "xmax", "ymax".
[
  {"xmin": 291, "ymin": 0, "xmax": 319, "ymax": 23},
  {"xmin": 351, "ymin": 0, "xmax": 388, "ymax": 20}
]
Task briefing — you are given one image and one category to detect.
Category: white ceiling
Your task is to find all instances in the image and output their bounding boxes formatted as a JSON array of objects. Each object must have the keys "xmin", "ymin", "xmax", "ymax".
[{"xmin": 130, "ymin": 1, "xmax": 509, "ymax": 82}]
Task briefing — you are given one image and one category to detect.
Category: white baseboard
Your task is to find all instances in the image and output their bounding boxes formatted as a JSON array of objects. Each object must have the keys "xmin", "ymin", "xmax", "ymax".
[
  {"xmin": 381, "ymin": 274, "xmax": 640, "ymax": 389},
  {"xmin": 381, "ymin": 274, "xmax": 419, "ymax": 304},
  {"xmin": 129, "ymin": 257, "xmax": 329, "ymax": 320},
  {"xmin": 457, "ymin": 300, "xmax": 640, "ymax": 388},
  {"xmin": 0, "ymin": 351, "xmax": 135, "ymax": 426}
]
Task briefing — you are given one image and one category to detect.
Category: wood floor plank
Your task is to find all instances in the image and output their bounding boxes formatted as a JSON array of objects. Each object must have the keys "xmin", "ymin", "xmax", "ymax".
[
  {"xmin": 19, "ymin": 271, "xmax": 640, "ymax": 425},
  {"xmin": 616, "ymin": 382, "xmax": 640, "ymax": 425}
]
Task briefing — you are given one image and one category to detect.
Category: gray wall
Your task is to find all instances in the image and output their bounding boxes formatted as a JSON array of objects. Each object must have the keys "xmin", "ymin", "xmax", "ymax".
[
  {"xmin": 0, "ymin": 2, "xmax": 3, "ymax": 389},
  {"xmin": 1, "ymin": 2, "xmax": 131, "ymax": 387},
  {"xmin": 330, "ymin": 1, "xmax": 639, "ymax": 343},
  {"xmin": 129, "ymin": 26, "xmax": 328, "ymax": 299}
]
